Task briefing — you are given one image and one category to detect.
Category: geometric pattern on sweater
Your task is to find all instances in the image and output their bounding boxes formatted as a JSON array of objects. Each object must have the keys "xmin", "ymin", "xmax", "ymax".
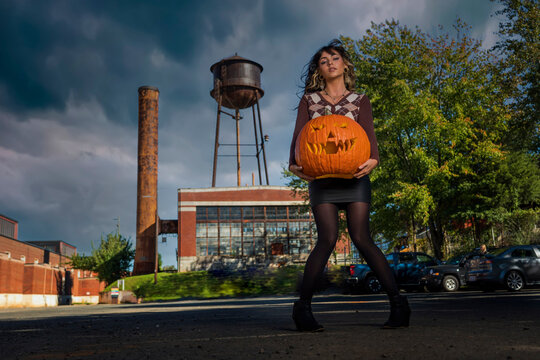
[{"xmin": 304, "ymin": 92, "xmax": 364, "ymax": 122}]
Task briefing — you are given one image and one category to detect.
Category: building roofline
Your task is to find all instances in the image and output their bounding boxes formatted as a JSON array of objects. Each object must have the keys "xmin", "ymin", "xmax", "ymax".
[
  {"xmin": 0, "ymin": 236, "xmax": 66, "ymax": 257},
  {"xmin": 178, "ymin": 185, "xmax": 292, "ymax": 193},
  {"xmin": 26, "ymin": 240, "xmax": 78, "ymax": 250},
  {"xmin": 0, "ymin": 214, "xmax": 18, "ymax": 223}
]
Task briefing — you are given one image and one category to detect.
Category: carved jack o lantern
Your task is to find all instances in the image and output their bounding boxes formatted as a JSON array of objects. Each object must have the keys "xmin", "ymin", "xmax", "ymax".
[{"xmin": 295, "ymin": 114, "xmax": 371, "ymax": 179}]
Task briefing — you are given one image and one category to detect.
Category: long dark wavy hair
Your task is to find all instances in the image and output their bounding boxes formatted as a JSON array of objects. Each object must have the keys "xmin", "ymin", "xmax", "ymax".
[{"xmin": 301, "ymin": 39, "xmax": 356, "ymax": 94}]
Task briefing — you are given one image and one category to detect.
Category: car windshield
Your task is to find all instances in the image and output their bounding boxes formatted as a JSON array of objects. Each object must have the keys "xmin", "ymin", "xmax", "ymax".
[
  {"xmin": 444, "ymin": 254, "xmax": 462, "ymax": 265},
  {"xmin": 487, "ymin": 247, "xmax": 508, "ymax": 257}
]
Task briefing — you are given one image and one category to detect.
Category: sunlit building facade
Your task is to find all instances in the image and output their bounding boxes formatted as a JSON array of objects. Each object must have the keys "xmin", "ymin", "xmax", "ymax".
[{"xmin": 177, "ymin": 186, "xmax": 331, "ymax": 271}]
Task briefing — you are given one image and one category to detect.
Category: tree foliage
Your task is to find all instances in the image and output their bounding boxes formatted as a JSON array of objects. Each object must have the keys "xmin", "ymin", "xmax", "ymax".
[
  {"xmin": 340, "ymin": 19, "xmax": 538, "ymax": 258},
  {"xmin": 70, "ymin": 232, "xmax": 135, "ymax": 285},
  {"xmin": 491, "ymin": 0, "xmax": 540, "ymax": 153},
  {"xmin": 283, "ymin": 8, "xmax": 539, "ymax": 260}
]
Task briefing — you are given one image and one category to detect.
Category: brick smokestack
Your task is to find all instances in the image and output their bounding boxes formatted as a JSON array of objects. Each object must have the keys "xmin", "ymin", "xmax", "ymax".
[{"xmin": 133, "ymin": 86, "xmax": 159, "ymax": 275}]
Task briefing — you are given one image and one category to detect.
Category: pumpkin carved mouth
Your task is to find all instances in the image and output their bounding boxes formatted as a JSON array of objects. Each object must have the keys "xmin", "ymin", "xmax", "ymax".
[{"xmin": 307, "ymin": 132, "xmax": 357, "ymax": 154}]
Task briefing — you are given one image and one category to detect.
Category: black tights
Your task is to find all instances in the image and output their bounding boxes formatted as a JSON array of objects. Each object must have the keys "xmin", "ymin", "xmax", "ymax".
[{"xmin": 299, "ymin": 202, "xmax": 399, "ymax": 302}]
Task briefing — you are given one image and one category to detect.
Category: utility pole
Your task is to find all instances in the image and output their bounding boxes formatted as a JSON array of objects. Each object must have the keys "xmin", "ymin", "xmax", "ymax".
[{"xmin": 114, "ymin": 217, "xmax": 120, "ymax": 235}]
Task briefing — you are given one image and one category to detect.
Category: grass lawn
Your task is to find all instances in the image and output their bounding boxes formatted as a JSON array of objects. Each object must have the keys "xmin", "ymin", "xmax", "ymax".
[{"xmin": 104, "ymin": 266, "xmax": 308, "ymax": 302}]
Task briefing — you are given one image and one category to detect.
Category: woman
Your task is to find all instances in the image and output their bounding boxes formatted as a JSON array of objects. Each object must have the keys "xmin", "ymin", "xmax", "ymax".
[{"xmin": 288, "ymin": 40, "xmax": 410, "ymax": 331}]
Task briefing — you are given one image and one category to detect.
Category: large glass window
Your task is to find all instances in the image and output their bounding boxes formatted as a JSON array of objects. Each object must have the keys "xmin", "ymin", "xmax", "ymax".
[
  {"xmin": 253, "ymin": 222, "xmax": 265, "ymax": 237},
  {"xmin": 254, "ymin": 207, "xmax": 265, "ymax": 219},
  {"xmin": 207, "ymin": 207, "xmax": 218, "ymax": 220},
  {"xmin": 219, "ymin": 223, "xmax": 230, "ymax": 237},
  {"xmin": 231, "ymin": 237, "xmax": 242, "ymax": 256},
  {"xmin": 266, "ymin": 223, "xmax": 277, "ymax": 236},
  {"xmin": 219, "ymin": 207, "xmax": 229, "ymax": 221},
  {"xmin": 196, "ymin": 207, "xmax": 206, "ymax": 221},
  {"xmin": 254, "ymin": 236, "xmax": 265, "ymax": 254},
  {"xmin": 208, "ymin": 223, "xmax": 218, "ymax": 237},
  {"xmin": 197, "ymin": 241, "xmax": 207, "ymax": 256},
  {"xmin": 243, "ymin": 222, "xmax": 253, "ymax": 235},
  {"xmin": 276, "ymin": 206, "xmax": 287, "ymax": 219},
  {"xmin": 230, "ymin": 207, "xmax": 242, "ymax": 220},
  {"xmin": 231, "ymin": 223, "xmax": 241, "ymax": 237},
  {"xmin": 220, "ymin": 238, "xmax": 231, "ymax": 255},
  {"xmin": 208, "ymin": 238, "xmax": 218, "ymax": 255},
  {"xmin": 266, "ymin": 206, "xmax": 277, "ymax": 219},
  {"xmin": 243, "ymin": 238, "xmax": 255, "ymax": 256},
  {"xmin": 289, "ymin": 207, "xmax": 311, "ymax": 219},
  {"xmin": 242, "ymin": 207, "xmax": 253, "ymax": 220},
  {"xmin": 196, "ymin": 223, "xmax": 207, "ymax": 237},
  {"xmin": 194, "ymin": 205, "xmax": 314, "ymax": 257}
]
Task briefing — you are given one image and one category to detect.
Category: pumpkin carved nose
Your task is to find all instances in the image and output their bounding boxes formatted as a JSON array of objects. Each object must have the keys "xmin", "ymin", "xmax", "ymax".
[{"xmin": 327, "ymin": 131, "xmax": 335, "ymax": 139}]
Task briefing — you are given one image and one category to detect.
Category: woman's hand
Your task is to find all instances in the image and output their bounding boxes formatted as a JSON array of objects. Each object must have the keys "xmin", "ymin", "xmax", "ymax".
[
  {"xmin": 289, "ymin": 164, "xmax": 315, "ymax": 182},
  {"xmin": 353, "ymin": 158, "xmax": 378, "ymax": 179}
]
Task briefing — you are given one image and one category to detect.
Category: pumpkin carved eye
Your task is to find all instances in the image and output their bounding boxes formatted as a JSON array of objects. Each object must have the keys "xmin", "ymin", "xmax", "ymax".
[
  {"xmin": 337, "ymin": 123, "xmax": 348, "ymax": 128},
  {"xmin": 311, "ymin": 124, "xmax": 325, "ymax": 131}
]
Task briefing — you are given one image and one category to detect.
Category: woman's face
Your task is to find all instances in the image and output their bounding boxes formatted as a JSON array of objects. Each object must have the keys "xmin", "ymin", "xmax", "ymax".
[{"xmin": 318, "ymin": 50, "xmax": 346, "ymax": 82}]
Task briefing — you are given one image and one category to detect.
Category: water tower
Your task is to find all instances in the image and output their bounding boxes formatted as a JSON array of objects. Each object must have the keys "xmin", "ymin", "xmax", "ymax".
[{"xmin": 210, "ymin": 54, "xmax": 269, "ymax": 187}]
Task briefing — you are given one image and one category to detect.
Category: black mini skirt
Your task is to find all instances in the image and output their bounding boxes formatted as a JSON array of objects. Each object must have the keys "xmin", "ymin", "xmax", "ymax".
[{"xmin": 308, "ymin": 176, "xmax": 371, "ymax": 209}]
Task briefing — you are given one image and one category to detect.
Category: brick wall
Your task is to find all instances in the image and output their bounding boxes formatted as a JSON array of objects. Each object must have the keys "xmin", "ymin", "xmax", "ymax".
[
  {"xmin": 77, "ymin": 278, "xmax": 106, "ymax": 296},
  {"xmin": 179, "ymin": 186, "xmax": 303, "ymax": 203},
  {"xmin": 22, "ymin": 263, "xmax": 65, "ymax": 295},
  {"xmin": 69, "ymin": 268, "xmax": 105, "ymax": 297},
  {"xmin": 0, "ymin": 235, "xmax": 68, "ymax": 267},
  {"xmin": 179, "ymin": 210, "xmax": 196, "ymax": 257},
  {"xmin": 0, "ymin": 255, "xmax": 24, "ymax": 293},
  {"xmin": 1, "ymin": 237, "xmax": 106, "ymax": 307}
]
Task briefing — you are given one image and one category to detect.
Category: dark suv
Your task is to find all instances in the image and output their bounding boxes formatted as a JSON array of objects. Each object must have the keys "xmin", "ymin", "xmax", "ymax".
[
  {"xmin": 421, "ymin": 251, "xmax": 480, "ymax": 292},
  {"xmin": 466, "ymin": 245, "xmax": 540, "ymax": 291},
  {"xmin": 347, "ymin": 252, "xmax": 439, "ymax": 293}
]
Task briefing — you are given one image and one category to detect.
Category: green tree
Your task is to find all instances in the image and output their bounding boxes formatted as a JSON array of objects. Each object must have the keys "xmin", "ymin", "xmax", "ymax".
[
  {"xmin": 488, "ymin": 0, "xmax": 540, "ymax": 245},
  {"xmin": 341, "ymin": 20, "xmax": 510, "ymax": 258},
  {"xmin": 70, "ymin": 232, "xmax": 135, "ymax": 285},
  {"xmin": 491, "ymin": 0, "xmax": 540, "ymax": 153}
]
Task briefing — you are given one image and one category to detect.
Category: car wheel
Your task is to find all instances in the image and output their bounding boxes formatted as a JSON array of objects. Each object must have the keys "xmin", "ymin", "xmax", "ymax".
[
  {"xmin": 442, "ymin": 275, "xmax": 459, "ymax": 292},
  {"xmin": 364, "ymin": 275, "xmax": 382, "ymax": 293},
  {"xmin": 505, "ymin": 271, "xmax": 524, "ymax": 292}
]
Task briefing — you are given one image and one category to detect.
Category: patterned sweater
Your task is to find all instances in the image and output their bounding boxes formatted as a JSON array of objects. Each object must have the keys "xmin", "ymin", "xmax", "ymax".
[{"xmin": 288, "ymin": 91, "xmax": 380, "ymax": 166}]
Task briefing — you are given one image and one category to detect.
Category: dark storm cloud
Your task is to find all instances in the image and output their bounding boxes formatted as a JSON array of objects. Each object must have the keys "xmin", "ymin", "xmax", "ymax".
[
  {"xmin": 0, "ymin": 0, "xmax": 501, "ymax": 265},
  {"xmin": 1, "ymin": 0, "xmax": 263, "ymax": 123}
]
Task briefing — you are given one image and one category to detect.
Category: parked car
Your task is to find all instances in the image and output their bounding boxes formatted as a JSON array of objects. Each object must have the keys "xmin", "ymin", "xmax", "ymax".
[
  {"xmin": 347, "ymin": 252, "xmax": 439, "ymax": 293},
  {"xmin": 421, "ymin": 253, "xmax": 471, "ymax": 292},
  {"xmin": 465, "ymin": 245, "xmax": 540, "ymax": 291}
]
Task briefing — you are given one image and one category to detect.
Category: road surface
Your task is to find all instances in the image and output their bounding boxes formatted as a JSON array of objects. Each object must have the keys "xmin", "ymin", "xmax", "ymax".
[{"xmin": 1, "ymin": 289, "xmax": 539, "ymax": 359}]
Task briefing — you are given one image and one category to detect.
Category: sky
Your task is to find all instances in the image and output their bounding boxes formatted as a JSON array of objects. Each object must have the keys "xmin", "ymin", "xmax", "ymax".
[{"xmin": 0, "ymin": 0, "xmax": 504, "ymax": 266}]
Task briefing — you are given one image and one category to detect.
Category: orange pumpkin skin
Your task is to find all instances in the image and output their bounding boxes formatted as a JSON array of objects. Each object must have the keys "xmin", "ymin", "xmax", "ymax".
[{"xmin": 295, "ymin": 114, "xmax": 371, "ymax": 179}]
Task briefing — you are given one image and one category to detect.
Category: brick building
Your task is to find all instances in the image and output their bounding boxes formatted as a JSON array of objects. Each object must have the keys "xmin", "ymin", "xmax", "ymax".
[
  {"xmin": 0, "ymin": 216, "xmax": 105, "ymax": 308},
  {"xmin": 176, "ymin": 186, "xmax": 353, "ymax": 271},
  {"xmin": 26, "ymin": 240, "xmax": 77, "ymax": 258}
]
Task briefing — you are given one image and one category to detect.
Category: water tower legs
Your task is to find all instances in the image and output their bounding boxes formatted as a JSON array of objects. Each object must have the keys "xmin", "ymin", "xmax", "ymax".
[
  {"xmin": 134, "ymin": 86, "xmax": 159, "ymax": 275},
  {"xmin": 255, "ymin": 92, "xmax": 269, "ymax": 185},
  {"xmin": 235, "ymin": 108, "xmax": 241, "ymax": 186},
  {"xmin": 212, "ymin": 94, "xmax": 222, "ymax": 188}
]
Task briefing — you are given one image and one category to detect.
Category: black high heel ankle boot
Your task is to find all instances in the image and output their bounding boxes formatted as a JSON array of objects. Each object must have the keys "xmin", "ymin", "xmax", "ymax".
[
  {"xmin": 292, "ymin": 300, "xmax": 324, "ymax": 332},
  {"xmin": 383, "ymin": 294, "xmax": 411, "ymax": 329}
]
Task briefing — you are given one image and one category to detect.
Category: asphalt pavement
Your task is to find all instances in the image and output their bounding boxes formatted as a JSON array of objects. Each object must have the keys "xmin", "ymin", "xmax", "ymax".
[{"xmin": 1, "ymin": 289, "xmax": 539, "ymax": 359}]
